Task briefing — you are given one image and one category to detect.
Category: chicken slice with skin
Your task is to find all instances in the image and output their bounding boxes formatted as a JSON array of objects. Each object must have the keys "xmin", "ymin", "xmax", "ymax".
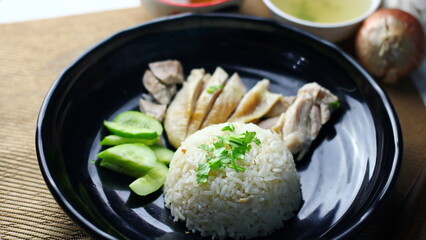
[
  {"xmin": 282, "ymin": 94, "xmax": 314, "ymax": 158},
  {"xmin": 164, "ymin": 69, "xmax": 205, "ymax": 148},
  {"xmin": 271, "ymin": 112, "xmax": 286, "ymax": 134},
  {"xmin": 298, "ymin": 82, "xmax": 338, "ymax": 124},
  {"xmin": 186, "ymin": 67, "xmax": 229, "ymax": 136},
  {"xmin": 265, "ymin": 96, "xmax": 296, "ymax": 118},
  {"xmin": 282, "ymin": 82, "xmax": 338, "ymax": 160},
  {"xmin": 227, "ymin": 79, "xmax": 282, "ymax": 123},
  {"xmin": 257, "ymin": 116, "xmax": 280, "ymax": 129},
  {"xmin": 202, "ymin": 73, "xmax": 247, "ymax": 128},
  {"xmin": 149, "ymin": 60, "xmax": 184, "ymax": 85},
  {"xmin": 258, "ymin": 96, "xmax": 295, "ymax": 130},
  {"xmin": 201, "ymin": 73, "xmax": 211, "ymax": 88},
  {"xmin": 139, "ymin": 99, "xmax": 167, "ymax": 121},
  {"xmin": 142, "ymin": 70, "xmax": 176, "ymax": 105}
]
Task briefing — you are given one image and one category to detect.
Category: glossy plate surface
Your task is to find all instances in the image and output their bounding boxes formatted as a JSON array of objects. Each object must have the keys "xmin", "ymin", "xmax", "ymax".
[{"xmin": 36, "ymin": 14, "xmax": 402, "ymax": 240}]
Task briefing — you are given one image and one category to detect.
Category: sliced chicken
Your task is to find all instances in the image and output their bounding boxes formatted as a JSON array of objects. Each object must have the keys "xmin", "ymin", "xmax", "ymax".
[
  {"xmin": 186, "ymin": 67, "xmax": 229, "ymax": 136},
  {"xmin": 164, "ymin": 69, "xmax": 205, "ymax": 148},
  {"xmin": 227, "ymin": 79, "xmax": 282, "ymax": 123},
  {"xmin": 265, "ymin": 96, "xmax": 296, "ymax": 118},
  {"xmin": 139, "ymin": 99, "xmax": 167, "ymax": 121},
  {"xmin": 198, "ymin": 73, "xmax": 212, "ymax": 97},
  {"xmin": 257, "ymin": 116, "xmax": 280, "ymax": 129},
  {"xmin": 141, "ymin": 93, "xmax": 155, "ymax": 102},
  {"xmin": 201, "ymin": 73, "xmax": 212, "ymax": 88},
  {"xmin": 271, "ymin": 112, "xmax": 286, "ymax": 133},
  {"xmin": 142, "ymin": 70, "xmax": 176, "ymax": 105},
  {"xmin": 149, "ymin": 60, "xmax": 184, "ymax": 85},
  {"xmin": 202, "ymin": 73, "xmax": 247, "ymax": 128},
  {"xmin": 281, "ymin": 82, "xmax": 338, "ymax": 160},
  {"xmin": 281, "ymin": 94, "xmax": 314, "ymax": 158},
  {"xmin": 298, "ymin": 82, "xmax": 339, "ymax": 124}
]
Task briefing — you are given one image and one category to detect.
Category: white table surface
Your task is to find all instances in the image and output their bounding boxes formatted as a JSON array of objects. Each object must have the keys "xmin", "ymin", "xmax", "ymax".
[{"xmin": 1, "ymin": 0, "xmax": 425, "ymax": 105}]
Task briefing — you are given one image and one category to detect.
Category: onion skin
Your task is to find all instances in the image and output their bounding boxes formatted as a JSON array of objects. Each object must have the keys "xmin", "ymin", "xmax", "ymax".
[{"xmin": 355, "ymin": 9, "xmax": 425, "ymax": 83}]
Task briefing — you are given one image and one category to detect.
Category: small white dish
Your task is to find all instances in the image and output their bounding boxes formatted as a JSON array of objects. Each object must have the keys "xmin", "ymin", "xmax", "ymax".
[
  {"xmin": 141, "ymin": 0, "xmax": 242, "ymax": 17},
  {"xmin": 263, "ymin": 0, "xmax": 381, "ymax": 42}
]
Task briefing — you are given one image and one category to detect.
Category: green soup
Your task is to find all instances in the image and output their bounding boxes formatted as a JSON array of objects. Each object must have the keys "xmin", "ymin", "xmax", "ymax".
[{"xmin": 271, "ymin": 0, "xmax": 371, "ymax": 23}]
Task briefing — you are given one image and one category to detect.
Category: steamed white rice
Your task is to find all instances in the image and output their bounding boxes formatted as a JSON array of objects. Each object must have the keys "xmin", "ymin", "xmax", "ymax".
[{"xmin": 164, "ymin": 123, "xmax": 302, "ymax": 239}]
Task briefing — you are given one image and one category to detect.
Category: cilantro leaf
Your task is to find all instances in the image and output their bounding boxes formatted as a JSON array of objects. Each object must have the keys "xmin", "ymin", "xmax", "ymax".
[
  {"xmin": 221, "ymin": 124, "xmax": 235, "ymax": 132},
  {"xmin": 196, "ymin": 163, "xmax": 210, "ymax": 183},
  {"xmin": 253, "ymin": 137, "xmax": 261, "ymax": 147},
  {"xmin": 196, "ymin": 127, "xmax": 261, "ymax": 183},
  {"xmin": 208, "ymin": 157, "xmax": 223, "ymax": 170},
  {"xmin": 199, "ymin": 144, "xmax": 213, "ymax": 152},
  {"xmin": 206, "ymin": 85, "xmax": 224, "ymax": 94},
  {"xmin": 329, "ymin": 101, "xmax": 340, "ymax": 110}
]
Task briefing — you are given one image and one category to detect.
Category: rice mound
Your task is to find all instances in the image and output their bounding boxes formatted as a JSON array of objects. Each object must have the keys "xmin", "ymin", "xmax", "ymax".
[{"xmin": 164, "ymin": 123, "xmax": 302, "ymax": 239}]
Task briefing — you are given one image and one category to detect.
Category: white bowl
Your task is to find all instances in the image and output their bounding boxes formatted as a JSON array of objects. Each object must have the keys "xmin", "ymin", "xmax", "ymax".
[
  {"xmin": 141, "ymin": 0, "xmax": 243, "ymax": 17},
  {"xmin": 263, "ymin": 0, "xmax": 381, "ymax": 42}
]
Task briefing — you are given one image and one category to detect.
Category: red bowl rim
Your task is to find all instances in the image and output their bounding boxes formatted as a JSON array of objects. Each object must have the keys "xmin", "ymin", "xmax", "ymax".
[{"xmin": 155, "ymin": 0, "xmax": 230, "ymax": 8}]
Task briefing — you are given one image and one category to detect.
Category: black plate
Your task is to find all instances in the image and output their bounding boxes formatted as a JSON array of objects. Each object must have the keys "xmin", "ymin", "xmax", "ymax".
[{"xmin": 36, "ymin": 13, "xmax": 402, "ymax": 240}]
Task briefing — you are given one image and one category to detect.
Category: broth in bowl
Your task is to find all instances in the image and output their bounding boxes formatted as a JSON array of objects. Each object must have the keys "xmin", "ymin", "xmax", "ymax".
[
  {"xmin": 264, "ymin": 0, "xmax": 381, "ymax": 42},
  {"xmin": 270, "ymin": 0, "xmax": 371, "ymax": 23}
]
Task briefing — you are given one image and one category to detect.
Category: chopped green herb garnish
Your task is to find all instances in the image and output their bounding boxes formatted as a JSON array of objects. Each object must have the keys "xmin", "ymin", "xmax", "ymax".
[
  {"xmin": 206, "ymin": 85, "xmax": 224, "ymax": 94},
  {"xmin": 196, "ymin": 163, "xmax": 210, "ymax": 183},
  {"xmin": 90, "ymin": 159, "xmax": 96, "ymax": 164},
  {"xmin": 329, "ymin": 101, "xmax": 340, "ymax": 110},
  {"xmin": 196, "ymin": 124, "xmax": 261, "ymax": 183},
  {"xmin": 199, "ymin": 144, "xmax": 214, "ymax": 152},
  {"xmin": 221, "ymin": 123, "xmax": 235, "ymax": 132}
]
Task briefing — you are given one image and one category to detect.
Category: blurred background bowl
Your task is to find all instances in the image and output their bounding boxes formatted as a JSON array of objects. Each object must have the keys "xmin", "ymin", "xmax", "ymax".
[
  {"xmin": 263, "ymin": 0, "xmax": 381, "ymax": 42},
  {"xmin": 141, "ymin": 0, "xmax": 243, "ymax": 17}
]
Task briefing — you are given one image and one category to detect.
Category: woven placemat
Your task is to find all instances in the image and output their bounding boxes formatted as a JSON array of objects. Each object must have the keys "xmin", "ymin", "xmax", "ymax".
[{"xmin": 0, "ymin": 2, "xmax": 424, "ymax": 240}]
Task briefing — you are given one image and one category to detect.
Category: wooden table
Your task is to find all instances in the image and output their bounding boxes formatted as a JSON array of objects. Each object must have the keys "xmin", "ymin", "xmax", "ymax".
[{"xmin": 0, "ymin": 1, "xmax": 424, "ymax": 239}]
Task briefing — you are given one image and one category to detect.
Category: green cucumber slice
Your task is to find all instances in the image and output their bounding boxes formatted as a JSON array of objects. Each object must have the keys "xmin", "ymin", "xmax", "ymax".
[
  {"xmin": 104, "ymin": 121, "xmax": 158, "ymax": 139},
  {"xmin": 114, "ymin": 111, "xmax": 163, "ymax": 136},
  {"xmin": 129, "ymin": 161, "xmax": 169, "ymax": 196},
  {"xmin": 150, "ymin": 145, "xmax": 174, "ymax": 165},
  {"xmin": 100, "ymin": 135, "xmax": 158, "ymax": 146},
  {"xmin": 97, "ymin": 144, "xmax": 156, "ymax": 178}
]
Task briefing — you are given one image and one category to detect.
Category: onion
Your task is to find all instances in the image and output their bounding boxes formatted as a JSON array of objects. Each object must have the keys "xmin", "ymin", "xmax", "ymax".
[
  {"xmin": 383, "ymin": 0, "xmax": 426, "ymax": 32},
  {"xmin": 355, "ymin": 9, "xmax": 425, "ymax": 83}
]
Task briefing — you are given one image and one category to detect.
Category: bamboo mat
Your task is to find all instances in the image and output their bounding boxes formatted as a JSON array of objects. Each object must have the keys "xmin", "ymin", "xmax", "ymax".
[{"xmin": 0, "ymin": 2, "xmax": 424, "ymax": 239}]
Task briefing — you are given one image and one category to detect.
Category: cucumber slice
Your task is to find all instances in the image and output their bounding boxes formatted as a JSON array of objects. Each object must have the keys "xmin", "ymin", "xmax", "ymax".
[
  {"xmin": 97, "ymin": 144, "xmax": 156, "ymax": 178},
  {"xmin": 150, "ymin": 145, "xmax": 174, "ymax": 165},
  {"xmin": 104, "ymin": 121, "xmax": 158, "ymax": 139},
  {"xmin": 114, "ymin": 111, "xmax": 163, "ymax": 136},
  {"xmin": 129, "ymin": 161, "xmax": 169, "ymax": 196},
  {"xmin": 100, "ymin": 135, "xmax": 158, "ymax": 146}
]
